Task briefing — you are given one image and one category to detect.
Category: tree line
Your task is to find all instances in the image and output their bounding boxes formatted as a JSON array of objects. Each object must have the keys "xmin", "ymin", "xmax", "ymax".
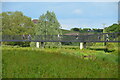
[{"xmin": 70, "ymin": 28, "xmax": 103, "ymax": 33}]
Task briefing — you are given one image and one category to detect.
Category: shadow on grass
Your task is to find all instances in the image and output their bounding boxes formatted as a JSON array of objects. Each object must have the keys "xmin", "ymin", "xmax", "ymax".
[{"xmin": 88, "ymin": 48, "xmax": 115, "ymax": 53}]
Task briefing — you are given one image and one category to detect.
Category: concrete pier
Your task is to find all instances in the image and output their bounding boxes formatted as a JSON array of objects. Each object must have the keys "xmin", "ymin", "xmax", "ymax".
[
  {"xmin": 80, "ymin": 42, "xmax": 86, "ymax": 49},
  {"xmin": 36, "ymin": 42, "xmax": 39, "ymax": 48},
  {"xmin": 80, "ymin": 43, "xmax": 83, "ymax": 49}
]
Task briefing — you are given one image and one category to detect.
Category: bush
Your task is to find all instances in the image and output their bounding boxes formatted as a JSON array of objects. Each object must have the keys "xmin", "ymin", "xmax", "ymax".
[
  {"xmin": 3, "ymin": 42, "xmax": 30, "ymax": 47},
  {"xmin": 106, "ymin": 42, "xmax": 118, "ymax": 51},
  {"xmin": 30, "ymin": 42, "xmax": 36, "ymax": 47}
]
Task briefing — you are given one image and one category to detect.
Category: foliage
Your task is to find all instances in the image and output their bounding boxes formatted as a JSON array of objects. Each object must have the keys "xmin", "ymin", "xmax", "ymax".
[
  {"xmin": 104, "ymin": 24, "xmax": 120, "ymax": 33},
  {"xmin": 92, "ymin": 28, "xmax": 103, "ymax": 33},
  {"xmin": 36, "ymin": 11, "xmax": 62, "ymax": 35},
  {"xmin": 1, "ymin": 11, "xmax": 35, "ymax": 35},
  {"xmin": 71, "ymin": 28, "xmax": 80, "ymax": 32},
  {"xmin": 30, "ymin": 42, "xmax": 36, "ymax": 47},
  {"xmin": 1, "ymin": 11, "xmax": 35, "ymax": 46},
  {"xmin": 35, "ymin": 11, "xmax": 62, "ymax": 48},
  {"xmin": 82, "ymin": 28, "xmax": 91, "ymax": 32},
  {"xmin": 63, "ymin": 28, "xmax": 103, "ymax": 34},
  {"xmin": 104, "ymin": 23, "xmax": 119, "ymax": 52}
]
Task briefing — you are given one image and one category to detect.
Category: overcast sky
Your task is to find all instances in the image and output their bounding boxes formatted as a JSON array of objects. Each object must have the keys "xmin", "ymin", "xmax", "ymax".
[{"xmin": 1, "ymin": 2, "xmax": 118, "ymax": 30}]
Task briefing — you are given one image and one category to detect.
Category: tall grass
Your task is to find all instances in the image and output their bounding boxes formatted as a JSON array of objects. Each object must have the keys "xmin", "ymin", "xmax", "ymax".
[{"xmin": 2, "ymin": 47, "xmax": 118, "ymax": 78}]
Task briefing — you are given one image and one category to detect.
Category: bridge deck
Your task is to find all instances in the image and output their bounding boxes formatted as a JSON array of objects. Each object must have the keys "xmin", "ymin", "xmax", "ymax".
[{"xmin": 1, "ymin": 32, "xmax": 120, "ymax": 42}]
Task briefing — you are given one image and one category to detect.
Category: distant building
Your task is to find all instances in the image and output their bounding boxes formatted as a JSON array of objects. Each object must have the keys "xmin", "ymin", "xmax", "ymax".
[
  {"xmin": 32, "ymin": 19, "xmax": 48, "ymax": 24},
  {"xmin": 32, "ymin": 19, "xmax": 38, "ymax": 24}
]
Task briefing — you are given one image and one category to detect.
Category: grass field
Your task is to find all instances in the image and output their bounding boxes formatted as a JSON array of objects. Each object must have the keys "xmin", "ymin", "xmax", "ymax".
[{"xmin": 2, "ymin": 46, "xmax": 118, "ymax": 78}]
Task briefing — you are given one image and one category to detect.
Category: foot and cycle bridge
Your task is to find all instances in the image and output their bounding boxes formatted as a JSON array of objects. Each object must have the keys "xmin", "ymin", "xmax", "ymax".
[
  {"xmin": 1, "ymin": 32, "xmax": 120, "ymax": 49},
  {"xmin": 1, "ymin": 32, "xmax": 120, "ymax": 42}
]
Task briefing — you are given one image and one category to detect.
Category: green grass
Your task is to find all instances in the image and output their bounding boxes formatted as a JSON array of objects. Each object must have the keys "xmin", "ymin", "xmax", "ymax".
[{"xmin": 2, "ymin": 46, "xmax": 118, "ymax": 78}]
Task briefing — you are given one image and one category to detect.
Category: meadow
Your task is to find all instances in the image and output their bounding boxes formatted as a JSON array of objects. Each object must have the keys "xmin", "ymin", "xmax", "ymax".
[{"xmin": 2, "ymin": 45, "xmax": 118, "ymax": 78}]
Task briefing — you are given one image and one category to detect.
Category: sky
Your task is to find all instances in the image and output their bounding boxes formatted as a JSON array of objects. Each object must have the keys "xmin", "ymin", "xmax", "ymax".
[
  {"xmin": 1, "ymin": 0, "xmax": 119, "ymax": 2},
  {"xmin": 1, "ymin": 2, "xmax": 118, "ymax": 30}
]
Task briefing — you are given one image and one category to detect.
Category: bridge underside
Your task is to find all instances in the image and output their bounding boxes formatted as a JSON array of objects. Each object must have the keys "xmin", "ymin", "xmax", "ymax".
[{"xmin": 1, "ymin": 33, "xmax": 120, "ymax": 42}]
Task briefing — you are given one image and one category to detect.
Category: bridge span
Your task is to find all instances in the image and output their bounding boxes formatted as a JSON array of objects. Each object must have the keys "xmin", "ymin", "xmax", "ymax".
[{"xmin": 1, "ymin": 32, "xmax": 120, "ymax": 42}]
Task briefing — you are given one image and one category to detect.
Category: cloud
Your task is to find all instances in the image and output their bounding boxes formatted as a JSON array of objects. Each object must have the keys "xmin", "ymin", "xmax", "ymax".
[
  {"xmin": 59, "ymin": 17, "xmax": 117, "ymax": 30},
  {"xmin": 61, "ymin": 24, "xmax": 70, "ymax": 30},
  {"xmin": 73, "ymin": 9, "xmax": 82, "ymax": 15},
  {"xmin": 61, "ymin": 24, "xmax": 76, "ymax": 30},
  {"xmin": 60, "ymin": 23, "xmax": 114, "ymax": 30}
]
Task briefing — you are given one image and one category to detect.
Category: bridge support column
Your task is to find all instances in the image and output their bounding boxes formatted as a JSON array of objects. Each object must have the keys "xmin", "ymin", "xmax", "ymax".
[
  {"xmin": 80, "ymin": 42, "xmax": 86, "ymax": 49},
  {"xmin": 83, "ymin": 42, "xmax": 87, "ymax": 48},
  {"xmin": 80, "ymin": 43, "xmax": 83, "ymax": 49},
  {"xmin": 36, "ymin": 42, "xmax": 39, "ymax": 48},
  {"xmin": 41, "ymin": 42, "xmax": 44, "ymax": 48},
  {"xmin": 0, "ymin": 42, "xmax": 1, "ymax": 46},
  {"xmin": 104, "ymin": 42, "xmax": 107, "ymax": 46}
]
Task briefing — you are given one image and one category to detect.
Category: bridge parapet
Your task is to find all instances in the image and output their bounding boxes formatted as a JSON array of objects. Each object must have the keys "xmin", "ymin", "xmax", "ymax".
[{"xmin": 1, "ymin": 32, "xmax": 120, "ymax": 42}]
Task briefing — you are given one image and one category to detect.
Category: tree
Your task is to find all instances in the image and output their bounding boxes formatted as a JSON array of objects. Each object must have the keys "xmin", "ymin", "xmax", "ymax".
[
  {"xmin": 1, "ymin": 11, "xmax": 35, "ymax": 46},
  {"xmin": 35, "ymin": 11, "xmax": 62, "ymax": 48},
  {"xmin": 71, "ymin": 28, "xmax": 80, "ymax": 32},
  {"xmin": 104, "ymin": 24, "xmax": 120, "ymax": 33},
  {"xmin": 82, "ymin": 28, "xmax": 91, "ymax": 32},
  {"xmin": 103, "ymin": 23, "xmax": 120, "ymax": 50},
  {"xmin": 2, "ymin": 11, "xmax": 35, "ymax": 35},
  {"xmin": 92, "ymin": 28, "xmax": 103, "ymax": 33}
]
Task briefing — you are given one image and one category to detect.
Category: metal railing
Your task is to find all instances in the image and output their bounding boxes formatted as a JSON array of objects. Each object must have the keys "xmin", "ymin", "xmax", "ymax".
[{"xmin": 1, "ymin": 32, "xmax": 120, "ymax": 42}]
